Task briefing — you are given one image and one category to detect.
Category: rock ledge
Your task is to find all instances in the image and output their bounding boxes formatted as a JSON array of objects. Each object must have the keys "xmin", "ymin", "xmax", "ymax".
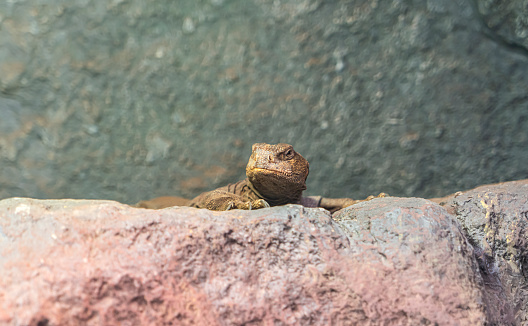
[{"xmin": 1, "ymin": 180, "xmax": 527, "ymax": 325}]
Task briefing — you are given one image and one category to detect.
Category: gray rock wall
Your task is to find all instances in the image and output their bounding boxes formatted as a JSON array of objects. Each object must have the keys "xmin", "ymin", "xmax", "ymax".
[{"xmin": 0, "ymin": 0, "xmax": 527, "ymax": 203}]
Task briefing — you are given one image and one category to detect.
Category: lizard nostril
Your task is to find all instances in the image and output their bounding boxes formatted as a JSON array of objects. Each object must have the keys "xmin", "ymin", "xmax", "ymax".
[{"xmin": 268, "ymin": 155, "xmax": 272, "ymax": 161}]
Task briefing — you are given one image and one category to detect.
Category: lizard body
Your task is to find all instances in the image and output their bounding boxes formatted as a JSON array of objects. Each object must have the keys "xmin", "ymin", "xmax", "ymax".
[
  {"xmin": 188, "ymin": 143, "xmax": 318, "ymax": 210},
  {"xmin": 136, "ymin": 143, "xmax": 385, "ymax": 212},
  {"xmin": 187, "ymin": 143, "xmax": 381, "ymax": 212}
]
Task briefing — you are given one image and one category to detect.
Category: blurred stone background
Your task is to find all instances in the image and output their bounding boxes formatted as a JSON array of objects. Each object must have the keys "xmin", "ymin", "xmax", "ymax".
[{"xmin": 0, "ymin": 0, "xmax": 527, "ymax": 204}]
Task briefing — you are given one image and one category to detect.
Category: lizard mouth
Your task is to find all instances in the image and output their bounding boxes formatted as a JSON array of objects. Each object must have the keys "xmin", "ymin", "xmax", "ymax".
[{"xmin": 247, "ymin": 167, "xmax": 295, "ymax": 176}]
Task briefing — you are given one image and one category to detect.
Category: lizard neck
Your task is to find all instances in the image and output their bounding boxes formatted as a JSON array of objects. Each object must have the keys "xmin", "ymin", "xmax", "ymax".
[{"xmin": 246, "ymin": 178, "xmax": 303, "ymax": 206}]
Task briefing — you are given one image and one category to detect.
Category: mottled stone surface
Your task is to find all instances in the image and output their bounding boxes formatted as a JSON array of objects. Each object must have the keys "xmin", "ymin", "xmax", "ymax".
[
  {"xmin": 333, "ymin": 197, "xmax": 489, "ymax": 325},
  {"xmin": 0, "ymin": 0, "xmax": 527, "ymax": 204},
  {"xmin": 0, "ymin": 199, "xmax": 352, "ymax": 325},
  {"xmin": 474, "ymin": 0, "xmax": 528, "ymax": 51},
  {"xmin": 439, "ymin": 179, "xmax": 528, "ymax": 325},
  {"xmin": 0, "ymin": 193, "xmax": 513, "ymax": 325},
  {"xmin": 2, "ymin": 179, "xmax": 528, "ymax": 325}
]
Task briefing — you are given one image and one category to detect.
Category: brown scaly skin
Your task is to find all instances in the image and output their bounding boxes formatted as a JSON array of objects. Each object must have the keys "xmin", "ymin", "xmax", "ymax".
[
  {"xmin": 188, "ymin": 143, "xmax": 309, "ymax": 210},
  {"xmin": 135, "ymin": 143, "xmax": 386, "ymax": 212}
]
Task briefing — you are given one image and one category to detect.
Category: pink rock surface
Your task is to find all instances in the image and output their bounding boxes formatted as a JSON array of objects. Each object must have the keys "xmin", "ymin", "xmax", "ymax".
[
  {"xmin": 1, "ymin": 180, "xmax": 527, "ymax": 325},
  {"xmin": 440, "ymin": 179, "xmax": 528, "ymax": 324},
  {"xmin": 0, "ymin": 200, "xmax": 354, "ymax": 325},
  {"xmin": 333, "ymin": 197, "xmax": 487, "ymax": 325}
]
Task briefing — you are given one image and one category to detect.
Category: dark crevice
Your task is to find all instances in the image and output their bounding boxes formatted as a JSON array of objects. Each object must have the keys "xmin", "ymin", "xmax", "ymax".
[
  {"xmin": 465, "ymin": 0, "xmax": 528, "ymax": 59},
  {"xmin": 36, "ymin": 319, "xmax": 49, "ymax": 326}
]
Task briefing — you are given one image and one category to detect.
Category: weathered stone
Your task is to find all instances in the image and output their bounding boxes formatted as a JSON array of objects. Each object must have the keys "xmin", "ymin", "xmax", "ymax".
[
  {"xmin": 439, "ymin": 179, "xmax": 528, "ymax": 325},
  {"xmin": 333, "ymin": 197, "xmax": 489, "ymax": 325},
  {"xmin": 3, "ymin": 180, "xmax": 528, "ymax": 324},
  {"xmin": 0, "ymin": 193, "xmax": 511, "ymax": 326},
  {"xmin": 474, "ymin": 0, "xmax": 528, "ymax": 51},
  {"xmin": 0, "ymin": 199, "xmax": 354, "ymax": 325}
]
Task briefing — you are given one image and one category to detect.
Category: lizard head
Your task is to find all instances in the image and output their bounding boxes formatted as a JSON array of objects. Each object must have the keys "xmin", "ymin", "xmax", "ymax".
[{"xmin": 246, "ymin": 143, "xmax": 309, "ymax": 201}]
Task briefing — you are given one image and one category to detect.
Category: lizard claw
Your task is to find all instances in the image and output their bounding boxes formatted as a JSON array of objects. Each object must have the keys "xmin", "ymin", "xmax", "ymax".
[
  {"xmin": 224, "ymin": 199, "xmax": 270, "ymax": 210},
  {"xmin": 225, "ymin": 201, "xmax": 236, "ymax": 210},
  {"xmin": 249, "ymin": 199, "xmax": 269, "ymax": 210},
  {"xmin": 364, "ymin": 193, "xmax": 388, "ymax": 201},
  {"xmin": 258, "ymin": 199, "xmax": 270, "ymax": 208}
]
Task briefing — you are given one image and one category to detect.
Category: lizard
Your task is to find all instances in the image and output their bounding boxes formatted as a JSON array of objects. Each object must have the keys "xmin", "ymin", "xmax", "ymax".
[{"xmin": 136, "ymin": 143, "xmax": 385, "ymax": 212}]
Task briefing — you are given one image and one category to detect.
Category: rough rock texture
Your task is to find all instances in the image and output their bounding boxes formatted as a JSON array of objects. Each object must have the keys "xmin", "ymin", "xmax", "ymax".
[
  {"xmin": 333, "ymin": 197, "xmax": 488, "ymax": 325},
  {"xmin": 1, "ymin": 199, "xmax": 354, "ymax": 325},
  {"xmin": 438, "ymin": 179, "xmax": 528, "ymax": 325},
  {"xmin": 473, "ymin": 0, "xmax": 528, "ymax": 51},
  {"xmin": 1, "ymin": 0, "xmax": 528, "ymax": 204},
  {"xmin": 3, "ymin": 179, "xmax": 528, "ymax": 325}
]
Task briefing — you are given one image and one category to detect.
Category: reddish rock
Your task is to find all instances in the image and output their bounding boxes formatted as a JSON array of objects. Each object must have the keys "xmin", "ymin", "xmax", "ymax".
[
  {"xmin": 333, "ymin": 197, "xmax": 488, "ymax": 325},
  {"xmin": 1, "ymin": 180, "xmax": 527, "ymax": 325},
  {"xmin": 438, "ymin": 179, "xmax": 528, "ymax": 325},
  {"xmin": 0, "ymin": 199, "xmax": 352, "ymax": 325}
]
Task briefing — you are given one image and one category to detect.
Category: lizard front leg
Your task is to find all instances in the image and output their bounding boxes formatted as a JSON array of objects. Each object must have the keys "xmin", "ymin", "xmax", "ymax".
[{"xmin": 189, "ymin": 190, "xmax": 269, "ymax": 211}]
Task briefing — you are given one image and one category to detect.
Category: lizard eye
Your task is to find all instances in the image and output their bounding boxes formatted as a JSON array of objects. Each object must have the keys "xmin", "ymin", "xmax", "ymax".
[{"xmin": 283, "ymin": 148, "xmax": 294, "ymax": 159}]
